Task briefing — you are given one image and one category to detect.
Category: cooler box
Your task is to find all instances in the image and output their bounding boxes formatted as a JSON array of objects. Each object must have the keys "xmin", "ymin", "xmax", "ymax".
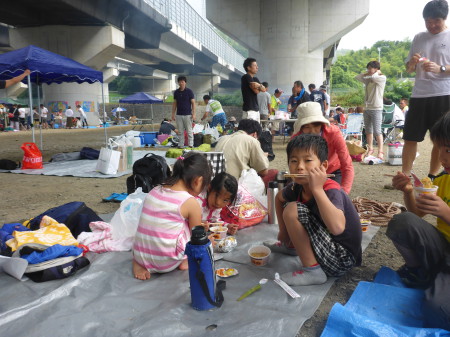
[{"xmin": 140, "ymin": 132, "xmax": 158, "ymax": 146}]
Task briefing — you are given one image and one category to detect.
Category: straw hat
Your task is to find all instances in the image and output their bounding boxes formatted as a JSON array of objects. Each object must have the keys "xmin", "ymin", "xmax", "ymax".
[{"xmin": 293, "ymin": 102, "xmax": 330, "ymax": 134}]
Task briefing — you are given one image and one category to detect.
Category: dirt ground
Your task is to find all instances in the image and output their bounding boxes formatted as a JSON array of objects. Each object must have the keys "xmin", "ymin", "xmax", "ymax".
[{"xmin": 0, "ymin": 126, "xmax": 436, "ymax": 336}]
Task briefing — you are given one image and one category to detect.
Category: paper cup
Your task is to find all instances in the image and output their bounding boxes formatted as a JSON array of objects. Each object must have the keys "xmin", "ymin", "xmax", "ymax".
[
  {"xmin": 210, "ymin": 226, "xmax": 227, "ymax": 240},
  {"xmin": 414, "ymin": 185, "xmax": 438, "ymax": 198},
  {"xmin": 248, "ymin": 245, "xmax": 271, "ymax": 266}
]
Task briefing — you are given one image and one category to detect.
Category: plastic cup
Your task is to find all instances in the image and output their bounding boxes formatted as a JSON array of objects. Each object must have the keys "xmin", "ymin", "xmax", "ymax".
[
  {"xmin": 248, "ymin": 245, "xmax": 271, "ymax": 266},
  {"xmin": 414, "ymin": 185, "xmax": 438, "ymax": 198}
]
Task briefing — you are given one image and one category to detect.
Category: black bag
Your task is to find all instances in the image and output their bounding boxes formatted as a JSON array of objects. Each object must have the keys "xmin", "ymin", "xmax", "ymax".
[
  {"xmin": 259, "ymin": 130, "xmax": 275, "ymax": 161},
  {"xmin": 0, "ymin": 159, "xmax": 19, "ymax": 170},
  {"xmin": 27, "ymin": 201, "xmax": 103, "ymax": 238},
  {"xmin": 80, "ymin": 147, "xmax": 100, "ymax": 160},
  {"xmin": 126, "ymin": 153, "xmax": 170, "ymax": 194},
  {"xmin": 194, "ymin": 133, "xmax": 203, "ymax": 147}
]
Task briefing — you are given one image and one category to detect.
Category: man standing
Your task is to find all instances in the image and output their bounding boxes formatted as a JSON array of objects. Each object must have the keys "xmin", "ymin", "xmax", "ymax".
[
  {"xmin": 319, "ymin": 85, "xmax": 331, "ymax": 117},
  {"xmin": 40, "ymin": 104, "xmax": 49, "ymax": 129},
  {"xmin": 402, "ymin": 0, "xmax": 450, "ymax": 178},
  {"xmin": 171, "ymin": 76, "xmax": 195, "ymax": 148},
  {"xmin": 77, "ymin": 104, "xmax": 88, "ymax": 128},
  {"xmin": 355, "ymin": 60, "xmax": 387, "ymax": 160},
  {"xmin": 288, "ymin": 80, "xmax": 310, "ymax": 118},
  {"xmin": 257, "ymin": 81, "xmax": 271, "ymax": 124},
  {"xmin": 241, "ymin": 57, "xmax": 266, "ymax": 122},
  {"xmin": 215, "ymin": 119, "xmax": 269, "ymax": 180},
  {"xmin": 202, "ymin": 95, "xmax": 228, "ymax": 128},
  {"xmin": 309, "ymin": 83, "xmax": 327, "ymax": 116},
  {"xmin": 270, "ymin": 88, "xmax": 283, "ymax": 138}
]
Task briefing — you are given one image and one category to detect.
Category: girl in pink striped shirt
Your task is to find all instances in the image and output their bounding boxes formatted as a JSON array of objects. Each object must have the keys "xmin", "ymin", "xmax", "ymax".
[{"xmin": 132, "ymin": 153, "xmax": 212, "ymax": 280}]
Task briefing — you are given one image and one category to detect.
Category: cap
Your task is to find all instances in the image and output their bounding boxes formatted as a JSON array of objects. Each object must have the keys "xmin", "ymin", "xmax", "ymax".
[
  {"xmin": 293, "ymin": 102, "xmax": 330, "ymax": 134},
  {"xmin": 274, "ymin": 88, "xmax": 283, "ymax": 94},
  {"xmin": 229, "ymin": 116, "xmax": 237, "ymax": 122},
  {"xmin": 319, "ymin": 85, "xmax": 327, "ymax": 91}
]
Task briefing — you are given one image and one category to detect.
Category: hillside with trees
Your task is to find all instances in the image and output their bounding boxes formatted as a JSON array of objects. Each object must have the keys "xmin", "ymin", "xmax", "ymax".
[{"xmin": 331, "ymin": 40, "xmax": 414, "ymax": 106}]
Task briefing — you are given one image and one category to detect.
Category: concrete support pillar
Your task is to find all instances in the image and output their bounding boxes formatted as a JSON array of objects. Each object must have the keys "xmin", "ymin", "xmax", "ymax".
[
  {"xmin": 207, "ymin": 0, "xmax": 369, "ymax": 92},
  {"xmin": 140, "ymin": 77, "xmax": 176, "ymax": 99},
  {"xmin": 9, "ymin": 25, "xmax": 125, "ymax": 111},
  {"xmin": 185, "ymin": 75, "xmax": 218, "ymax": 100}
]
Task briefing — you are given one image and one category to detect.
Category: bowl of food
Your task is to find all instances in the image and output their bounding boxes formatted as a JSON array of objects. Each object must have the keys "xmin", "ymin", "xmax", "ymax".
[
  {"xmin": 210, "ymin": 226, "xmax": 227, "ymax": 240},
  {"xmin": 248, "ymin": 245, "xmax": 271, "ymax": 266}
]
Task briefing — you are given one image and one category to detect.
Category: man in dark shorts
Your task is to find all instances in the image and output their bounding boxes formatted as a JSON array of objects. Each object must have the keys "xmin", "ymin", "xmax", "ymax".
[
  {"xmin": 402, "ymin": 0, "xmax": 450, "ymax": 178},
  {"xmin": 241, "ymin": 57, "xmax": 266, "ymax": 122}
]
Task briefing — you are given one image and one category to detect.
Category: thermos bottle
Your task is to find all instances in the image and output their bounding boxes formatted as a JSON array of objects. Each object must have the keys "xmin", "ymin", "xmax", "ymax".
[
  {"xmin": 277, "ymin": 171, "xmax": 287, "ymax": 191},
  {"xmin": 267, "ymin": 181, "xmax": 279, "ymax": 225},
  {"xmin": 185, "ymin": 226, "xmax": 225, "ymax": 310}
]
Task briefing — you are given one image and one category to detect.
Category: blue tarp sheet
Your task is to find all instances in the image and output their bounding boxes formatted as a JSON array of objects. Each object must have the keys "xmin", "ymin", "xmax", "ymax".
[{"xmin": 321, "ymin": 267, "xmax": 450, "ymax": 337}]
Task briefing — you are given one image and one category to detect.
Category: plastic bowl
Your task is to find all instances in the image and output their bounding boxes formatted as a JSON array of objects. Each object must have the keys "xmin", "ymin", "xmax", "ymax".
[
  {"xmin": 414, "ymin": 185, "xmax": 438, "ymax": 198},
  {"xmin": 248, "ymin": 245, "xmax": 271, "ymax": 266},
  {"xmin": 210, "ymin": 226, "xmax": 227, "ymax": 239}
]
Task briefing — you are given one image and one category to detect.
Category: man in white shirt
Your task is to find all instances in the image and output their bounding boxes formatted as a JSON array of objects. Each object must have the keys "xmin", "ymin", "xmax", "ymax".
[
  {"xmin": 402, "ymin": 0, "xmax": 450, "ymax": 178},
  {"xmin": 40, "ymin": 104, "xmax": 48, "ymax": 129},
  {"xmin": 201, "ymin": 95, "xmax": 227, "ymax": 127},
  {"xmin": 77, "ymin": 104, "xmax": 88, "ymax": 128}
]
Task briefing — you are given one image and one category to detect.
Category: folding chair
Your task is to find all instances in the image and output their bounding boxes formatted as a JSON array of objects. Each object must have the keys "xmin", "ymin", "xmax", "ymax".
[
  {"xmin": 381, "ymin": 104, "xmax": 396, "ymax": 144},
  {"xmin": 341, "ymin": 113, "xmax": 364, "ymax": 141}
]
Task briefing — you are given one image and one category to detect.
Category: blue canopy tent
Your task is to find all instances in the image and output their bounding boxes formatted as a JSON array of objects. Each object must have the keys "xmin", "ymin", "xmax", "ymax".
[
  {"xmin": 119, "ymin": 92, "xmax": 163, "ymax": 130},
  {"xmin": 0, "ymin": 45, "xmax": 106, "ymax": 146}
]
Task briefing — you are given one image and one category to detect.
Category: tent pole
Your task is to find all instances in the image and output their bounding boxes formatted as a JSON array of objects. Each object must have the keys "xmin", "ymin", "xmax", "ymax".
[
  {"xmin": 151, "ymin": 104, "xmax": 154, "ymax": 131},
  {"xmin": 37, "ymin": 82, "xmax": 43, "ymax": 150},
  {"xmin": 101, "ymin": 82, "xmax": 108, "ymax": 145},
  {"xmin": 27, "ymin": 75, "xmax": 35, "ymax": 143}
]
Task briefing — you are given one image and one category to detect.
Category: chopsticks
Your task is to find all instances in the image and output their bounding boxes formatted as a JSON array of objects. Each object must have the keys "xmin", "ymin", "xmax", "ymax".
[{"xmin": 284, "ymin": 174, "xmax": 335, "ymax": 178}]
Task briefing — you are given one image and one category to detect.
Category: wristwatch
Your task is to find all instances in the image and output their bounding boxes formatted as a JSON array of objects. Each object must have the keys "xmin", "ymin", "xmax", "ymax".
[{"xmin": 440, "ymin": 65, "xmax": 446, "ymax": 73}]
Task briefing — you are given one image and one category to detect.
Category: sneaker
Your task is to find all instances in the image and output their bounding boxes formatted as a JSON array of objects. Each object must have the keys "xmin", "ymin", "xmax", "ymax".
[
  {"xmin": 396, "ymin": 264, "xmax": 430, "ymax": 289},
  {"xmin": 263, "ymin": 241, "xmax": 297, "ymax": 256}
]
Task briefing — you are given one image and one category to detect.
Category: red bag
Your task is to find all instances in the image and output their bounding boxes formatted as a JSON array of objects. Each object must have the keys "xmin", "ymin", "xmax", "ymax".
[{"xmin": 21, "ymin": 142, "xmax": 43, "ymax": 169}]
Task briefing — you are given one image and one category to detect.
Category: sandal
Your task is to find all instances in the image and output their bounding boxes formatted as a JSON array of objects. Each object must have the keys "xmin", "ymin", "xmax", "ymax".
[
  {"xmin": 377, "ymin": 151, "xmax": 384, "ymax": 160},
  {"xmin": 366, "ymin": 148, "xmax": 374, "ymax": 157}
]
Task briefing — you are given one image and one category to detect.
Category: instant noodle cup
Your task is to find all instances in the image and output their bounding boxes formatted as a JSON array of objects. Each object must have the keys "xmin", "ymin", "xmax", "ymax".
[
  {"xmin": 210, "ymin": 226, "xmax": 227, "ymax": 240},
  {"xmin": 414, "ymin": 185, "xmax": 438, "ymax": 198},
  {"xmin": 248, "ymin": 245, "xmax": 271, "ymax": 266}
]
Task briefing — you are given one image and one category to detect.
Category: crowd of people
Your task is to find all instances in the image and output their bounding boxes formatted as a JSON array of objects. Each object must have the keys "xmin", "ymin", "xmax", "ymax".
[{"xmin": 140, "ymin": 0, "xmax": 450, "ymax": 331}]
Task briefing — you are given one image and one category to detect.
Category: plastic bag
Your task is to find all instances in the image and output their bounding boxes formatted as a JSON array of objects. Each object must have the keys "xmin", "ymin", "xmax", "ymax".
[
  {"xmin": 110, "ymin": 188, "xmax": 147, "ymax": 248},
  {"xmin": 21, "ymin": 142, "xmax": 43, "ymax": 169},
  {"xmin": 204, "ymin": 123, "xmax": 220, "ymax": 140},
  {"xmin": 110, "ymin": 135, "xmax": 133, "ymax": 172},
  {"xmin": 238, "ymin": 168, "xmax": 267, "ymax": 208},
  {"xmin": 192, "ymin": 123, "xmax": 204, "ymax": 134}
]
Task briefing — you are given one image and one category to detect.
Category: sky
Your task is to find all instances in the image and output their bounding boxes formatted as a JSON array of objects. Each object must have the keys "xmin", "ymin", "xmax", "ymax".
[
  {"xmin": 338, "ymin": 0, "xmax": 432, "ymax": 50},
  {"xmin": 187, "ymin": 0, "xmax": 433, "ymax": 51}
]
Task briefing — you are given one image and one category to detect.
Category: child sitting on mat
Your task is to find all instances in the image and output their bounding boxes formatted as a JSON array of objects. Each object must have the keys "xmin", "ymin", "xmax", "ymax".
[
  {"xmin": 388, "ymin": 111, "xmax": 450, "ymax": 331},
  {"xmin": 196, "ymin": 172, "xmax": 239, "ymax": 235},
  {"xmin": 264, "ymin": 133, "xmax": 362, "ymax": 285},
  {"xmin": 132, "ymin": 152, "xmax": 212, "ymax": 280}
]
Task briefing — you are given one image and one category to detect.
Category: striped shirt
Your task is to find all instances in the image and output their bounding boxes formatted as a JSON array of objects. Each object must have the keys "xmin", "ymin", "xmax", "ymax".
[{"xmin": 133, "ymin": 186, "xmax": 193, "ymax": 273}]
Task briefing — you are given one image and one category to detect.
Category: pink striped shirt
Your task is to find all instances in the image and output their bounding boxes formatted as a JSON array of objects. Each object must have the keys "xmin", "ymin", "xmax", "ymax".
[{"xmin": 133, "ymin": 186, "xmax": 193, "ymax": 273}]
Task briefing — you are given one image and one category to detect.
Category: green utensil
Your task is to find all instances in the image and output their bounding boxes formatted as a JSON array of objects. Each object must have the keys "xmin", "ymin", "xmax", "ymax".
[{"xmin": 237, "ymin": 278, "xmax": 268, "ymax": 301}]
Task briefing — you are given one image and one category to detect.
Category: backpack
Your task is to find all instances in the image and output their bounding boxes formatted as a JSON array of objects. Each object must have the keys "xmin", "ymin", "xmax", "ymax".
[
  {"xmin": 80, "ymin": 147, "xmax": 100, "ymax": 160},
  {"xmin": 0, "ymin": 159, "xmax": 19, "ymax": 170},
  {"xmin": 26, "ymin": 202, "xmax": 103, "ymax": 238},
  {"xmin": 259, "ymin": 130, "xmax": 275, "ymax": 161},
  {"xmin": 126, "ymin": 153, "xmax": 170, "ymax": 194}
]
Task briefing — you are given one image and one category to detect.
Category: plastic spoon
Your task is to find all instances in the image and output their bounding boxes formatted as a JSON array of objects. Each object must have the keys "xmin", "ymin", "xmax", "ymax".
[
  {"xmin": 411, "ymin": 171, "xmax": 423, "ymax": 187},
  {"xmin": 237, "ymin": 278, "xmax": 268, "ymax": 301}
]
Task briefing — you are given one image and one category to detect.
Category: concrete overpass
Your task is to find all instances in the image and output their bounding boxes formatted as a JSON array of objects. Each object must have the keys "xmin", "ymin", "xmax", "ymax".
[{"xmin": 0, "ymin": 0, "xmax": 369, "ymax": 107}]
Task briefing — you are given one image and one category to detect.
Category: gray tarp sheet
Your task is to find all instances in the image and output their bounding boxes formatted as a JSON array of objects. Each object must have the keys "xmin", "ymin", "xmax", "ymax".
[
  {"xmin": 0, "ymin": 151, "xmax": 176, "ymax": 178},
  {"xmin": 0, "ymin": 222, "xmax": 378, "ymax": 337}
]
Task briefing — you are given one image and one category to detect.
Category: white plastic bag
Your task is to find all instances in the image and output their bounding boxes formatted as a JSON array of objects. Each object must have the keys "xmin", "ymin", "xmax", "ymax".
[
  {"xmin": 204, "ymin": 123, "xmax": 220, "ymax": 140},
  {"xmin": 110, "ymin": 135, "xmax": 133, "ymax": 172},
  {"xmin": 238, "ymin": 168, "xmax": 267, "ymax": 208},
  {"xmin": 96, "ymin": 147, "xmax": 121, "ymax": 175},
  {"xmin": 110, "ymin": 188, "xmax": 147, "ymax": 249},
  {"xmin": 192, "ymin": 123, "xmax": 204, "ymax": 134}
]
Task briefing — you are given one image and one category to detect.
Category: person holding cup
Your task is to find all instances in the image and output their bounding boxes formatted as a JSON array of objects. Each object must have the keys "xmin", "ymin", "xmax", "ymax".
[{"xmin": 388, "ymin": 111, "xmax": 450, "ymax": 331}]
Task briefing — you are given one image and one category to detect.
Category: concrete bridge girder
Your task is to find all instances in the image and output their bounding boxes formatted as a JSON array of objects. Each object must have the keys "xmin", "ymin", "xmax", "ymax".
[{"xmin": 206, "ymin": 0, "xmax": 369, "ymax": 90}]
